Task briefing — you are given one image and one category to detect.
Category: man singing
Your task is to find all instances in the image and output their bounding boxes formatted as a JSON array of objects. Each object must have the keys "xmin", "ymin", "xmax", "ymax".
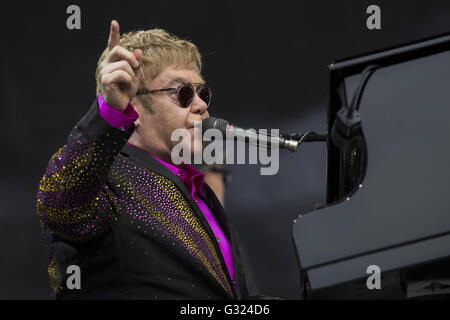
[{"xmin": 36, "ymin": 20, "xmax": 247, "ymax": 299}]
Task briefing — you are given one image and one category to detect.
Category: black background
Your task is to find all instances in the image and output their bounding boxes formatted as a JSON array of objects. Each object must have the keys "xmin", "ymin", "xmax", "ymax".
[{"xmin": 1, "ymin": 0, "xmax": 450, "ymax": 299}]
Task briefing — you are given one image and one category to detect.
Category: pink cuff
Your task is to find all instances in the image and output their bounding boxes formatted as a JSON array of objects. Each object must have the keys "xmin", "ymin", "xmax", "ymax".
[{"xmin": 97, "ymin": 94, "xmax": 138, "ymax": 131}]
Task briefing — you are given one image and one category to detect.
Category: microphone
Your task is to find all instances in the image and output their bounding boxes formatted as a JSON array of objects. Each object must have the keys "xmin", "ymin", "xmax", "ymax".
[{"xmin": 202, "ymin": 117, "xmax": 299, "ymax": 152}]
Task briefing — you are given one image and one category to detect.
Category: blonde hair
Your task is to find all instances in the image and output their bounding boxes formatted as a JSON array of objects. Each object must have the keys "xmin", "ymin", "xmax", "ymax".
[{"xmin": 95, "ymin": 28, "xmax": 202, "ymax": 112}]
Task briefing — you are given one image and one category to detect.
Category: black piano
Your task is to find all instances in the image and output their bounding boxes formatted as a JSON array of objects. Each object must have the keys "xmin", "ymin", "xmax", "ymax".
[{"xmin": 293, "ymin": 33, "xmax": 450, "ymax": 299}]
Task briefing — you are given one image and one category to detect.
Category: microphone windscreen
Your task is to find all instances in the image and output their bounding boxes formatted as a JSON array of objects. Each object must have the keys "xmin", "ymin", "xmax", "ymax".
[{"xmin": 202, "ymin": 117, "xmax": 229, "ymax": 134}]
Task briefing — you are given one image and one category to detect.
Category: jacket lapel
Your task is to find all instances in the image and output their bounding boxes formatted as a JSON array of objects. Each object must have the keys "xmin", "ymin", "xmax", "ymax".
[
  {"xmin": 119, "ymin": 144, "xmax": 237, "ymax": 297},
  {"xmin": 200, "ymin": 183, "xmax": 247, "ymax": 299}
]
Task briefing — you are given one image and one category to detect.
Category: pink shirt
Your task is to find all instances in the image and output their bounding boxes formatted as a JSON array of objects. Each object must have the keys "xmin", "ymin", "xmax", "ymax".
[{"xmin": 97, "ymin": 94, "xmax": 235, "ymax": 286}]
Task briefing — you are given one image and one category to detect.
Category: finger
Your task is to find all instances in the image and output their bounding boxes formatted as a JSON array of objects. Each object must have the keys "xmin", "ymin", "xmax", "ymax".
[
  {"xmin": 133, "ymin": 49, "xmax": 143, "ymax": 67},
  {"xmin": 102, "ymin": 70, "xmax": 133, "ymax": 87},
  {"xmin": 104, "ymin": 46, "xmax": 139, "ymax": 68},
  {"xmin": 108, "ymin": 20, "xmax": 120, "ymax": 51},
  {"xmin": 101, "ymin": 60, "xmax": 136, "ymax": 79}
]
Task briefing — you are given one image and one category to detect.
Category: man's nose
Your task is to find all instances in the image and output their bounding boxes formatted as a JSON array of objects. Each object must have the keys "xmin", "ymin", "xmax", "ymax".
[{"xmin": 190, "ymin": 92, "xmax": 208, "ymax": 114}]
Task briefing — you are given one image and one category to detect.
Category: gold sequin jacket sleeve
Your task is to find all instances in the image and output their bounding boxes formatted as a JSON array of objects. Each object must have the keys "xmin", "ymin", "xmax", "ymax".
[{"xmin": 36, "ymin": 100, "xmax": 134, "ymax": 241}]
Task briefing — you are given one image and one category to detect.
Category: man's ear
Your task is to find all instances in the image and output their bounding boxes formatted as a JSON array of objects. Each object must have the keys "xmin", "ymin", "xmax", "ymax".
[
  {"xmin": 131, "ymin": 96, "xmax": 142, "ymax": 111},
  {"xmin": 131, "ymin": 95, "xmax": 155, "ymax": 115},
  {"xmin": 130, "ymin": 97, "xmax": 143, "ymax": 127}
]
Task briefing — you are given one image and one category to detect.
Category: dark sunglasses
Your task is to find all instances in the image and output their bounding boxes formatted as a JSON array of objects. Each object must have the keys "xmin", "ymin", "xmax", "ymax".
[{"xmin": 136, "ymin": 82, "xmax": 212, "ymax": 108}]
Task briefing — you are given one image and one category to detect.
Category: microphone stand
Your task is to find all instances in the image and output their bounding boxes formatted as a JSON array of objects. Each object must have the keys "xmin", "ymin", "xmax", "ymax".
[
  {"xmin": 279, "ymin": 131, "xmax": 327, "ymax": 152},
  {"xmin": 249, "ymin": 130, "xmax": 327, "ymax": 152},
  {"xmin": 282, "ymin": 132, "xmax": 327, "ymax": 143}
]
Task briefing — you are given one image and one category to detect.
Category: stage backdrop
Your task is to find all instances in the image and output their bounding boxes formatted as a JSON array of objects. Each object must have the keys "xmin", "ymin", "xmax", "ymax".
[{"xmin": 1, "ymin": 0, "xmax": 450, "ymax": 299}]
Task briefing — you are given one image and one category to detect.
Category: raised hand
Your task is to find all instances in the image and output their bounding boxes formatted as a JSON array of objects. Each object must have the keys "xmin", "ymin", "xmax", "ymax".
[{"xmin": 100, "ymin": 20, "xmax": 143, "ymax": 112}]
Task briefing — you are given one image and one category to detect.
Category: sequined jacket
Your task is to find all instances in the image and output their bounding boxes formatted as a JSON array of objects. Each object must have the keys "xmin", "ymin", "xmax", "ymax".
[{"xmin": 36, "ymin": 100, "xmax": 248, "ymax": 300}]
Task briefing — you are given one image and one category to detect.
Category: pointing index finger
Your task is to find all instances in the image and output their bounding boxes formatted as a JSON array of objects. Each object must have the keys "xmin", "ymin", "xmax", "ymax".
[{"xmin": 108, "ymin": 20, "xmax": 120, "ymax": 50}]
